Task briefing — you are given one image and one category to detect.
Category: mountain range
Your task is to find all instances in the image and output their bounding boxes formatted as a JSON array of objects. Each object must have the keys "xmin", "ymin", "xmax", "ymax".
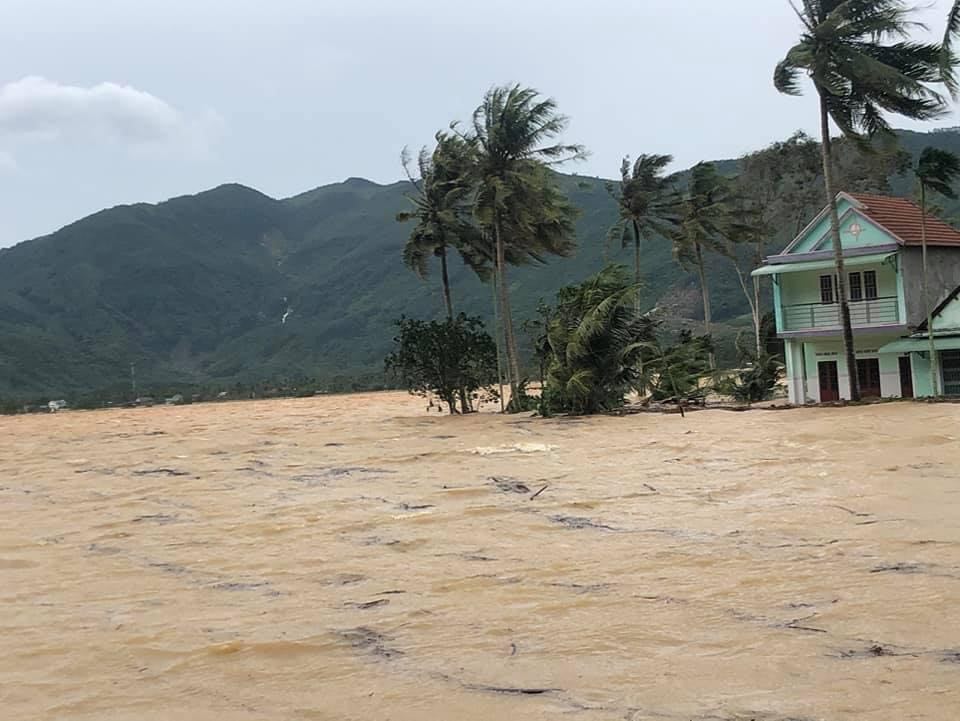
[{"xmin": 3, "ymin": 127, "xmax": 960, "ymax": 401}]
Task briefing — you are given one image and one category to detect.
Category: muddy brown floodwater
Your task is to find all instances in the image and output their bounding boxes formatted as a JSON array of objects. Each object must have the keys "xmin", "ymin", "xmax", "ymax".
[{"xmin": 2, "ymin": 393, "xmax": 959, "ymax": 720}]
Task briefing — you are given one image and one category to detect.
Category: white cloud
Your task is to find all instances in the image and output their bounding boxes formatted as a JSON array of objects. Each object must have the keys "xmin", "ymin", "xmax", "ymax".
[{"xmin": 0, "ymin": 76, "xmax": 219, "ymax": 149}]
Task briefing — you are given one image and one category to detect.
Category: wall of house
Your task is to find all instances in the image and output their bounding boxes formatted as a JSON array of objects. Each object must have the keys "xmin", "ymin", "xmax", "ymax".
[
  {"xmin": 783, "ymin": 334, "xmax": 905, "ymax": 402},
  {"xmin": 933, "ymin": 295, "xmax": 960, "ymax": 331},
  {"xmin": 790, "ymin": 202, "xmax": 892, "ymax": 253},
  {"xmin": 911, "ymin": 351, "xmax": 937, "ymax": 397},
  {"xmin": 900, "ymin": 246, "xmax": 960, "ymax": 328},
  {"xmin": 777, "ymin": 261, "xmax": 899, "ymax": 307},
  {"xmin": 783, "ymin": 339, "xmax": 805, "ymax": 404}
]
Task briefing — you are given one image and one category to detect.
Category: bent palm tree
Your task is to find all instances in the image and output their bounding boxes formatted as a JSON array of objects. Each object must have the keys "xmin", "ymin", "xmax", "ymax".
[
  {"xmin": 916, "ymin": 147, "xmax": 960, "ymax": 395},
  {"xmin": 942, "ymin": 2, "xmax": 960, "ymax": 95},
  {"xmin": 470, "ymin": 85, "xmax": 584, "ymax": 409},
  {"xmin": 671, "ymin": 162, "xmax": 736, "ymax": 365},
  {"xmin": 606, "ymin": 154, "xmax": 679, "ymax": 287},
  {"xmin": 543, "ymin": 265, "xmax": 657, "ymax": 415},
  {"xmin": 397, "ymin": 132, "xmax": 484, "ymax": 319},
  {"xmin": 775, "ymin": 0, "xmax": 947, "ymax": 400}
]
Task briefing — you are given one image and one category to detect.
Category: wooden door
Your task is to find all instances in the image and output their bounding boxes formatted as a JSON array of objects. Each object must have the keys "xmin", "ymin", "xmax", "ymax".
[
  {"xmin": 857, "ymin": 358, "xmax": 882, "ymax": 398},
  {"xmin": 898, "ymin": 356, "xmax": 914, "ymax": 399},
  {"xmin": 818, "ymin": 361, "xmax": 839, "ymax": 402}
]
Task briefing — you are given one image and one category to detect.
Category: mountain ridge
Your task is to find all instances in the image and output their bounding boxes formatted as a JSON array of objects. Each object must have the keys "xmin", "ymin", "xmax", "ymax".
[{"xmin": 3, "ymin": 127, "xmax": 959, "ymax": 401}]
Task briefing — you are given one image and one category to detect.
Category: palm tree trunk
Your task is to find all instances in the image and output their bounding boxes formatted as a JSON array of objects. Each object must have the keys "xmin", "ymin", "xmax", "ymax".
[
  {"xmin": 921, "ymin": 183, "xmax": 939, "ymax": 396},
  {"xmin": 819, "ymin": 94, "xmax": 860, "ymax": 401},
  {"xmin": 695, "ymin": 242, "xmax": 715, "ymax": 368},
  {"xmin": 632, "ymin": 219, "xmax": 642, "ymax": 287},
  {"xmin": 439, "ymin": 244, "xmax": 453, "ymax": 320},
  {"xmin": 491, "ymin": 264, "xmax": 506, "ymax": 413},
  {"xmin": 753, "ymin": 276, "xmax": 762, "ymax": 355},
  {"xmin": 439, "ymin": 245, "xmax": 470, "ymax": 412},
  {"xmin": 754, "ymin": 241, "xmax": 763, "ymax": 356},
  {"xmin": 733, "ymin": 261, "xmax": 761, "ymax": 356},
  {"xmin": 494, "ymin": 216, "xmax": 522, "ymax": 409}
]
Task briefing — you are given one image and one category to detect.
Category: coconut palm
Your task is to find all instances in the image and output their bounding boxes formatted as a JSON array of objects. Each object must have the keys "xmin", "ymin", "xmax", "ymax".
[
  {"xmin": 606, "ymin": 154, "xmax": 680, "ymax": 287},
  {"xmin": 775, "ymin": 0, "xmax": 947, "ymax": 400},
  {"xmin": 541, "ymin": 265, "xmax": 657, "ymax": 415},
  {"xmin": 397, "ymin": 132, "xmax": 485, "ymax": 319},
  {"xmin": 671, "ymin": 162, "xmax": 737, "ymax": 363},
  {"xmin": 915, "ymin": 146, "xmax": 960, "ymax": 394},
  {"xmin": 470, "ymin": 85, "xmax": 584, "ymax": 409},
  {"xmin": 942, "ymin": 2, "xmax": 960, "ymax": 95}
]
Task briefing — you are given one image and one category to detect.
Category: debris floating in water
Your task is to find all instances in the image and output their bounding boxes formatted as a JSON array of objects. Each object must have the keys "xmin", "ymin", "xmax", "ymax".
[{"xmin": 471, "ymin": 443, "xmax": 557, "ymax": 455}]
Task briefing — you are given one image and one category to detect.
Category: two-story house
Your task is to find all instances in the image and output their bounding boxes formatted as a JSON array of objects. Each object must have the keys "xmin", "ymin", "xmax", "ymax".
[{"xmin": 752, "ymin": 192, "xmax": 960, "ymax": 403}]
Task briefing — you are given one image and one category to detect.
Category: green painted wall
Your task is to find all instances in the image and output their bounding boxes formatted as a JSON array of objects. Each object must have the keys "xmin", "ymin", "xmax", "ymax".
[
  {"xmin": 811, "ymin": 212, "xmax": 894, "ymax": 251},
  {"xmin": 790, "ymin": 198, "xmax": 856, "ymax": 253},
  {"xmin": 912, "ymin": 352, "xmax": 936, "ymax": 397},
  {"xmin": 784, "ymin": 334, "xmax": 906, "ymax": 401},
  {"xmin": 933, "ymin": 294, "xmax": 960, "ymax": 331},
  {"xmin": 778, "ymin": 261, "xmax": 899, "ymax": 307},
  {"xmin": 789, "ymin": 197, "xmax": 900, "ymax": 254}
]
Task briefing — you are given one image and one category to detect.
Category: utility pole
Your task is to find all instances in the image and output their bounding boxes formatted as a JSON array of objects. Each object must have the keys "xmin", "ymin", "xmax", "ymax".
[{"xmin": 130, "ymin": 362, "xmax": 137, "ymax": 400}]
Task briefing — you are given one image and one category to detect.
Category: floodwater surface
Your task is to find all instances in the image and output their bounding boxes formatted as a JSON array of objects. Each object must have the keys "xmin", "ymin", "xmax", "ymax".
[{"xmin": 2, "ymin": 394, "xmax": 959, "ymax": 720}]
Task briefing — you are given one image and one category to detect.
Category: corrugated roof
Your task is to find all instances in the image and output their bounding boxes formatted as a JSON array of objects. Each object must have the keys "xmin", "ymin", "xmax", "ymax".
[{"xmin": 847, "ymin": 192, "xmax": 960, "ymax": 247}]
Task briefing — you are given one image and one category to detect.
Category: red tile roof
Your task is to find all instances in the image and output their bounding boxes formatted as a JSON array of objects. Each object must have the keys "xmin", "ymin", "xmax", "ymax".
[{"xmin": 846, "ymin": 192, "xmax": 960, "ymax": 247}]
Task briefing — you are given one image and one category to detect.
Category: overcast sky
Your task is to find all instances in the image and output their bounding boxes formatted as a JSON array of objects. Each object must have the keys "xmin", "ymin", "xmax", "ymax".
[{"xmin": 1, "ymin": 0, "xmax": 958, "ymax": 247}]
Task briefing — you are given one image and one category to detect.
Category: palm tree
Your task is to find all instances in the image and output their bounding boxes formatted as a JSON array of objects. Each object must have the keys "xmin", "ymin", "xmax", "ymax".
[
  {"xmin": 916, "ymin": 147, "xmax": 960, "ymax": 395},
  {"xmin": 470, "ymin": 85, "xmax": 584, "ymax": 409},
  {"xmin": 671, "ymin": 162, "xmax": 736, "ymax": 364},
  {"xmin": 774, "ymin": 0, "xmax": 948, "ymax": 400},
  {"xmin": 397, "ymin": 132, "xmax": 484, "ymax": 320},
  {"xmin": 606, "ymin": 154, "xmax": 679, "ymax": 287},
  {"xmin": 942, "ymin": 2, "xmax": 960, "ymax": 95},
  {"xmin": 542, "ymin": 265, "xmax": 657, "ymax": 415}
]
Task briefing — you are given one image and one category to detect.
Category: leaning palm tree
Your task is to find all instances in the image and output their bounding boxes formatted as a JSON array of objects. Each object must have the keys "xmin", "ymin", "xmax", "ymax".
[
  {"xmin": 942, "ymin": 2, "xmax": 960, "ymax": 95},
  {"xmin": 775, "ymin": 0, "xmax": 948, "ymax": 401},
  {"xmin": 397, "ymin": 132, "xmax": 485, "ymax": 319},
  {"xmin": 915, "ymin": 147, "xmax": 960, "ymax": 395},
  {"xmin": 470, "ymin": 85, "xmax": 585, "ymax": 409},
  {"xmin": 542, "ymin": 265, "xmax": 657, "ymax": 415},
  {"xmin": 606, "ymin": 154, "xmax": 680, "ymax": 287},
  {"xmin": 671, "ymin": 162, "xmax": 736, "ymax": 365}
]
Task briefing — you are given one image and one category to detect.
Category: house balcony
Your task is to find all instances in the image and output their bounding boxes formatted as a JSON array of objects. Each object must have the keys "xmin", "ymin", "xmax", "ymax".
[{"xmin": 780, "ymin": 296, "xmax": 900, "ymax": 333}]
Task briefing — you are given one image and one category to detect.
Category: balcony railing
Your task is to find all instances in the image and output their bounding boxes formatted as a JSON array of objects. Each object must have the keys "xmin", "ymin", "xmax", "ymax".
[{"xmin": 781, "ymin": 296, "xmax": 899, "ymax": 332}]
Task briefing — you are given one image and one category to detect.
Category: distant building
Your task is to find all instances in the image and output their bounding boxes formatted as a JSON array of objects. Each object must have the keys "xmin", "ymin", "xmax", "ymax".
[{"xmin": 753, "ymin": 193, "xmax": 960, "ymax": 403}]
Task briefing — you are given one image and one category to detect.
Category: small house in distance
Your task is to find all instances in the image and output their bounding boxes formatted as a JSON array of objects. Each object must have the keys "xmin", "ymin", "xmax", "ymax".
[{"xmin": 753, "ymin": 192, "xmax": 960, "ymax": 403}]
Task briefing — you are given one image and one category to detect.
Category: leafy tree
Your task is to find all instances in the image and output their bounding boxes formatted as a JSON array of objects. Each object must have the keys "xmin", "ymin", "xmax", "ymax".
[
  {"xmin": 717, "ymin": 316, "xmax": 785, "ymax": 404},
  {"xmin": 541, "ymin": 265, "xmax": 656, "ymax": 415},
  {"xmin": 398, "ymin": 132, "xmax": 485, "ymax": 319},
  {"xmin": 915, "ymin": 146, "xmax": 960, "ymax": 394},
  {"xmin": 384, "ymin": 314, "xmax": 498, "ymax": 414},
  {"xmin": 469, "ymin": 84, "xmax": 585, "ymax": 410},
  {"xmin": 606, "ymin": 154, "xmax": 680, "ymax": 287},
  {"xmin": 774, "ymin": 0, "xmax": 948, "ymax": 400},
  {"xmin": 671, "ymin": 162, "xmax": 738, "ymax": 363},
  {"xmin": 638, "ymin": 330, "xmax": 714, "ymax": 412}
]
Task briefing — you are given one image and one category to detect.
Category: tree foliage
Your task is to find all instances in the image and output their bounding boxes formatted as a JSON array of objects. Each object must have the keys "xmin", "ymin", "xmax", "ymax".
[
  {"xmin": 384, "ymin": 314, "xmax": 497, "ymax": 414},
  {"xmin": 468, "ymin": 84, "xmax": 584, "ymax": 409},
  {"xmin": 606, "ymin": 154, "xmax": 680, "ymax": 285},
  {"xmin": 540, "ymin": 265, "xmax": 656, "ymax": 415},
  {"xmin": 716, "ymin": 314, "xmax": 785, "ymax": 404},
  {"xmin": 638, "ymin": 330, "xmax": 714, "ymax": 405},
  {"xmin": 397, "ymin": 132, "xmax": 486, "ymax": 317}
]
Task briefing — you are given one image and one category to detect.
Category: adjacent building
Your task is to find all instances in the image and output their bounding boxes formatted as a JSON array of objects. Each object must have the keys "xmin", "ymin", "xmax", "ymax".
[{"xmin": 753, "ymin": 192, "xmax": 960, "ymax": 403}]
